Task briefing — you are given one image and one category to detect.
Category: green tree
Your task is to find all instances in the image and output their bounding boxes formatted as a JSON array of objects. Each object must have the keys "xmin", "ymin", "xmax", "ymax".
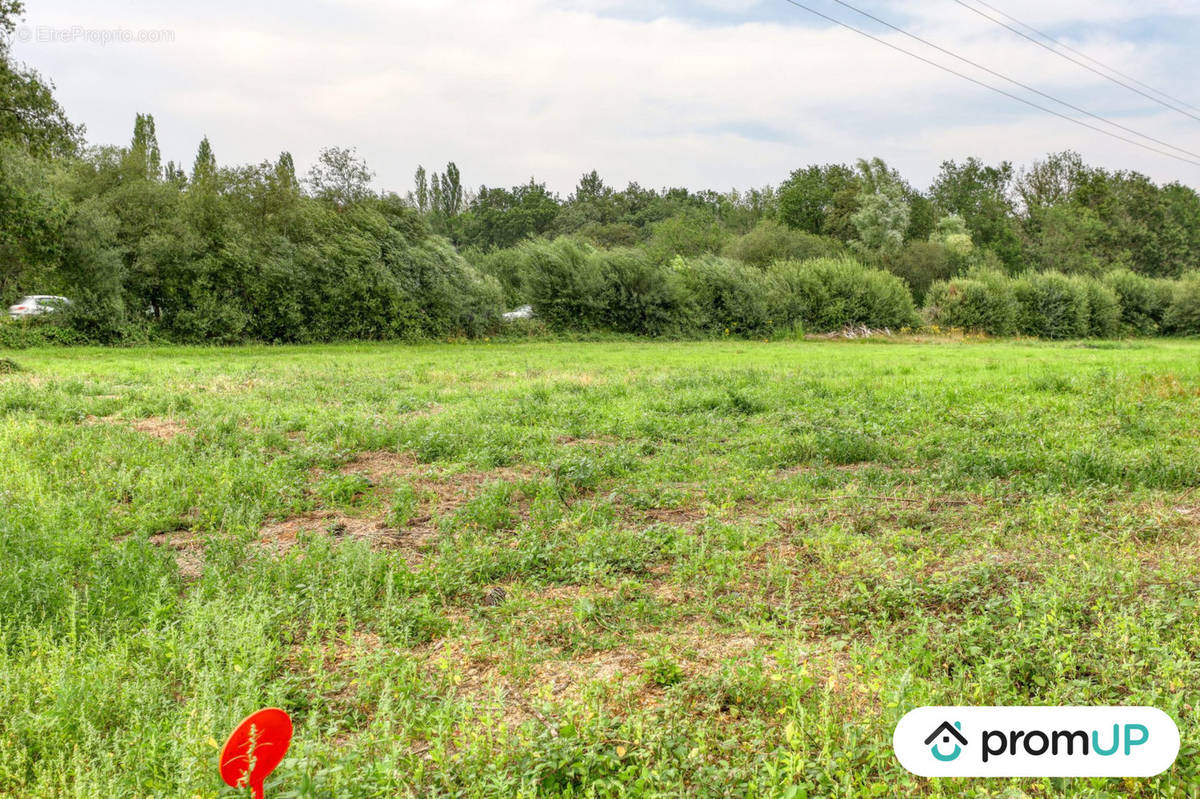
[
  {"xmin": 430, "ymin": 162, "xmax": 463, "ymax": 217},
  {"xmin": 192, "ymin": 136, "xmax": 217, "ymax": 184},
  {"xmin": 0, "ymin": 141, "xmax": 65, "ymax": 301},
  {"xmin": 929, "ymin": 157, "xmax": 1021, "ymax": 268},
  {"xmin": 412, "ymin": 165, "xmax": 429, "ymax": 213},
  {"xmin": 850, "ymin": 158, "xmax": 910, "ymax": 257},
  {"xmin": 460, "ymin": 179, "xmax": 559, "ymax": 250},
  {"xmin": 722, "ymin": 219, "xmax": 838, "ymax": 268},
  {"xmin": 1016, "ymin": 151, "xmax": 1087, "ymax": 213},
  {"xmin": 645, "ymin": 207, "xmax": 727, "ymax": 264},
  {"xmin": 129, "ymin": 113, "xmax": 161, "ymax": 180},
  {"xmin": 930, "ymin": 214, "xmax": 973, "ymax": 257},
  {"xmin": 306, "ymin": 146, "xmax": 374, "ymax": 207},
  {"xmin": 275, "ymin": 151, "xmax": 298, "ymax": 191},
  {"xmin": 777, "ymin": 163, "xmax": 860, "ymax": 240},
  {"xmin": 0, "ymin": 1, "xmax": 81, "ymax": 155}
]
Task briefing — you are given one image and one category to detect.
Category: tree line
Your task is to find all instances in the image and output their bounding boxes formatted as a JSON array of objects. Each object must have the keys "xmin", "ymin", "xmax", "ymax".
[{"xmin": 2, "ymin": 1, "xmax": 1199, "ymax": 344}]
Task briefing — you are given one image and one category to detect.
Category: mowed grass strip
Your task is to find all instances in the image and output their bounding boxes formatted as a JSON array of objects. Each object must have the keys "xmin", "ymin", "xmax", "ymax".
[{"xmin": 0, "ymin": 338, "xmax": 1198, "ymax": 797}]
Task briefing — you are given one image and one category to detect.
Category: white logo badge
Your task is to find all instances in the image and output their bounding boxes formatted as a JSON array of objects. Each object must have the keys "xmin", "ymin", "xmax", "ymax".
[{"xmin": 894, "ymin": 706, "xmax": 1180, "ymax": 777}]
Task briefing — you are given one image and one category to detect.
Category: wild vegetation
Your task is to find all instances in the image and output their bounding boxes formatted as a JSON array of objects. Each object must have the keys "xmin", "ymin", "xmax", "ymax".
[
  {"xmin": 4, "ymin": 4, "xmax": 1200, "ymax": 795},
  {"xmin": 1, "ymin": 339, "xmax": 1199, "ymax": 796},
  {"xmin": 3, "ymin": 3, "xmax": 1200, "ymax": 345}
]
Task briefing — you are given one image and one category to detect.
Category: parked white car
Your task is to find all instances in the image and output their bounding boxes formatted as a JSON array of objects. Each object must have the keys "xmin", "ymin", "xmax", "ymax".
[
  {"xmin": 502, "ymin": 305, "xmax": 534, "ymax": 321},
  {"xmin": 7, "ymin": 295, "xmax": 71, "ymax": 319}
]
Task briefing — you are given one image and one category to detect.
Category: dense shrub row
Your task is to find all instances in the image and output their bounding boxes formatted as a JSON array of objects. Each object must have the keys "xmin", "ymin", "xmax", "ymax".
[
  {"xmin": 926, "ymin": 269, "xmax": 1199, "ymax": 337},
  {"xmin": 510, "ymin": 236, "xmax": 1200, "ymax": 339},
  {"xmin": 516, "ymin": 239, "xmax": 919, "ymax": 336}
]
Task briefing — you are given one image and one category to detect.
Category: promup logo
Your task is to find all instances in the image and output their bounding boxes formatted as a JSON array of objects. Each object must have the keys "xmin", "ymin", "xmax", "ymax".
[
  {"xmin": 894, "ymin": 707, "xmax": 1179, "ymax": 778},
  {"xmin": 924, "ymin": 721, "xmax": 967, "ymax": 762}
]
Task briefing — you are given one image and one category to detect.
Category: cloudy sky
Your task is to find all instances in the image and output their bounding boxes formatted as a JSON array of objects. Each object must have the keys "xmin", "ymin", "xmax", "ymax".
[{"xmin": 9, "ymin": 0, "xmax": 1200, "ymax": 195}]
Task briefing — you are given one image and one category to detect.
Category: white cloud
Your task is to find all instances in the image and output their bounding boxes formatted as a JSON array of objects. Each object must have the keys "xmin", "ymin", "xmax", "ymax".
[{"xmin": 11, "ymin": 0, "xmax": 1200, "ymax": 194}]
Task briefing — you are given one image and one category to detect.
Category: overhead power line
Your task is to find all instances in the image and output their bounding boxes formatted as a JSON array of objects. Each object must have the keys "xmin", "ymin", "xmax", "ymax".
[
  {"xmin": 952, "ymin": 0, "xmax": 1200, "ymax": 125},
  {"xmin": 776, "ymin": 0, "xmax": 1200, "ymax": 168},
  {"xmin": 823, "ymin": 0, "xmax": 1200, "ymax": 162},
  {"xmin": 960, "ymin": 0, "xmax": 1200, "ymax": 112}
]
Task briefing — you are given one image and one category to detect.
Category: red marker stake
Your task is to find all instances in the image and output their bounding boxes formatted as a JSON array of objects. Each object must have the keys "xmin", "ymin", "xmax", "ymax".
[{"xmin": 219, "ymin": 708, "xmax": 293, "ymax": 799}]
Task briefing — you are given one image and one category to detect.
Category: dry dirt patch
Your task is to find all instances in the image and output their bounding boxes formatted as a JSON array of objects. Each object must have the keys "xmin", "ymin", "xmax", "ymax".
[
  {"xmin": 258, "ymin": 510, "xmax": 400, "ymax": 554},
  {"xmin": 414, "ymin": 622, "xmax": 779, "ymax": 728},
  {"xmin": 261, "ymin": 451, "xmax": 545, "ymax": 564},
  {"xmin": 148, "ymin": 528, "xmax": 204, "ymax": 581},
  {"xmin": 130, "ymin": 417, "xmax": 189, "ymax": 440},
  {"xmin": 339, "ymin": 450, "xmax": 541, "ymax": 524},
  {"xmin": 641, "ymin": 506, "xmax": 707, "ymax": 526},
  {"xmin": 86, "ymin": 415, "xmax": 188, "ymax": 440},
  {"xmin": 337, "ymin": 450, "xmax": 424, "ymax": 483},
  {"xmin": 284, "ymin": 630, "xmax": 383, "ymax": 715}
]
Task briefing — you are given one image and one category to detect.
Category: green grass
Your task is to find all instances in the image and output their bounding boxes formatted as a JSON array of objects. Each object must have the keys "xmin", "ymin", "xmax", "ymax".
[{"xmin": 1, "ymin": 338, "xmax": 1199, "ymax": 797}]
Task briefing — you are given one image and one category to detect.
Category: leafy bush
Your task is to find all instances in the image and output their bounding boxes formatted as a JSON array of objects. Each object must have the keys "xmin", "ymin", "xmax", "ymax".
[
  {"xmin": 467, "ymin": 245, "xmax": 526, "ymax": 308},
  {"xmin": 521, "ymin": 238, "xmax": 607, "ymax": 331},
  {"xmin": 924, "ymin": 269, "xmax": 1019, "ymax": 335},
  {"xmin": 1074, "ymin": 276, "xmax": 1122, "ymax": 338},
  {"xmin": 721, "ymin": 220, "xmax": 838, "ymax": 269},
  {"xmin": 677, "ymin": 256, "xmax": 782, "ymax": 337},
  {"xmin": 576, "ymin": 222, "xmax": 641, "ymax": 250},
  {"xmin": 643, "ymin": 654, "xmax": 685, "ymax": 687},
  {"xmin": 769, "ymin": 256, "xmax": 920, "ymax": 332},
  {"xmin": 1164, "ymin": 272, "xmax": 1200, "ymax": 335},
  {"xmin": 1013, "ymin": 271, "xmax": 1089, "ymax": 339},
  {"xmin": 594, "ymin": 249, "xmax": 692, "ymax": 336},
  {"xmin": 644, "ymin": 208, "xmax": 728, "ymax": 264},
  {"xmin": 883, "ymin": 240, "xmax": 959, "ymax": 304},
  {"xmin": 0, "ymin": 318, "xmax": 92, "ymax": 348},
  {"xmin": 1104, "ymin": 269, "xmax": 1175, "ymax": 336}
]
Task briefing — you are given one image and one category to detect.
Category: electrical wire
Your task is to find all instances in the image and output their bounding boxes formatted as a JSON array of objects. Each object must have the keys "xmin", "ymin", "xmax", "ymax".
[
  {"xmin": 952, "ymin": 0, "xmax": 1200, "ymax": 124},
  {"xmin": 963, "ymin": 0, "xmax": 1200, "ymax": 114},
  {"xmin": 824, "ymin": 0, "xmax": 1200, "ymax": 161},
  {"xmin": 776, "ymin": 0, "xmax": 1200, "ymax": 167}
]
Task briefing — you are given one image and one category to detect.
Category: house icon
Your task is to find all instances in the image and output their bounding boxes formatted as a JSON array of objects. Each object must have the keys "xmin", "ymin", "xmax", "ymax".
[{"xmin": 924, "ymin": 721, "xmax": 968, "ymax": 762}]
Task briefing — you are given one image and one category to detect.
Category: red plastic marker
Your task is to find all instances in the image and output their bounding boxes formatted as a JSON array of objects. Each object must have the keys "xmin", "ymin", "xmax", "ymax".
[{"xmin": 219, "ymin": 708, "xmax": 293, "ymax": 799}]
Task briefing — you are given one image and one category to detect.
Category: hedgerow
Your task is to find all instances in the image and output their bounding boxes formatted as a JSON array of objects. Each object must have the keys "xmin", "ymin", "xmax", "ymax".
[
  {"xmin": 1104, "ymin": 269, "xmax": 1176, "ymax": 336},
  {"xmin": 769, "ymin": 257, "xmax": 920, "ymax": 332},
  {"xmin": 924, "ymin": 269, "xmax": 1019, "ymax": 335},
  {"xmin": 1164, "ymin": 272, "xmax": 1200, "ymax": 335}
]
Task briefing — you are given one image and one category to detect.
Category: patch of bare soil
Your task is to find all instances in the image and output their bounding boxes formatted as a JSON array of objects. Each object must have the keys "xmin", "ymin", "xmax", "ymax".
[
  {"xmin": 555, "ymin": 372, "xmax": 598, "ymax": 387},
  {"xmin": 779, "ymin": 463, "xmax": 921, "ymax": 477},
  {"xmin": 130, "ymin": 416, "xmax": 188, "ymax": 440},
  {"xmin": 258, "ymin": 510, "xmax": 406, "ymax": 555},
  {"xmin": 642, "ymin": 506, "xmax": 707, "ymax": 526},
  {"xmin": 1137, "ymin": 373, "xmax": 1200, "ymax": 400},
  {"xmin": 556, "ymin": 435, "xmax": 617, "ymax": 447},
  {"xmin": 82, "ymin": 414, "xmax": 118, "ymax": 426},
  {"xmin": 415, "ymin": 622, "xmax": 783, "ymax": 729},
  {"xmin": 200, "ymin": 375, "xmax": 259, "ymax": 394},
  {"xmin": 284, "ymin": 630, "xmax": 382, "ymax": 716},
  {"xmin": 148, "ymin": 528, "xmax": 204, "ymax": 581},
  {"xmin": 337, "ymin": 450, "xmax": 424, "ymax": 483},
  {"xmin": 262, "ymin": 451, "xmax": 543, "ymax": 564},
  {"xmin": 338, "ymin": 450, "xmax": 541, "ymax": 536}
]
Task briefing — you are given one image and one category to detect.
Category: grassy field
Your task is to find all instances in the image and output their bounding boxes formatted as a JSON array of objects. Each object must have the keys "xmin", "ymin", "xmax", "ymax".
[{"xmin": 1, "ymin": 338, "xmax": 1199, "ymax": 797}]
